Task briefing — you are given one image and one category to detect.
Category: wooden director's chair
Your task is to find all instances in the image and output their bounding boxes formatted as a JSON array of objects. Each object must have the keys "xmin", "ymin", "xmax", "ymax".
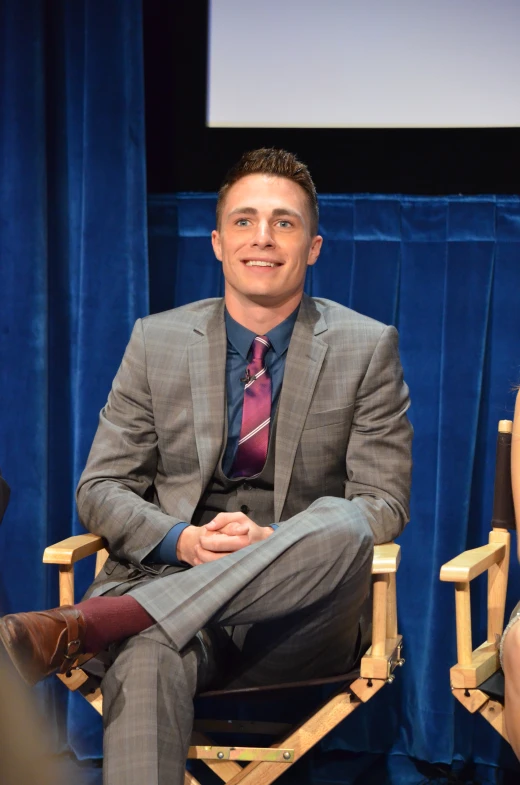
[
  {"xmin": 440, "ymin": 420, "xmax": 516, "ymax": 742},
  {"xmin": 43, "ymin": 535, "xmax": 405, "ymax": 785}
]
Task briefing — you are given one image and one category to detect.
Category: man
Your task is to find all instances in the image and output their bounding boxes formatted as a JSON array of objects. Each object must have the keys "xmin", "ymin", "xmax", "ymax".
[{"xmin": 0, "ymin": 149, "xmax": 412, "ymax": 785}]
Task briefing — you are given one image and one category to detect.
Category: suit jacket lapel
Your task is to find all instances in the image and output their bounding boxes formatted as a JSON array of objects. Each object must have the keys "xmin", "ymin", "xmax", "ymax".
[
  {"xmin": 188, "ymin": 300, "xmax": 227, "ymax": 497},
  {"xmin": 274, "ymin": 295, "xmax": 328, "ymax": 521}
]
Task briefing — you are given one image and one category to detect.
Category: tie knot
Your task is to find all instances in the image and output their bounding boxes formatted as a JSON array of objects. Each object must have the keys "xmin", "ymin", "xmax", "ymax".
[{"xmin": 250, "ymin": 335, "xmax": 271, "ymax": 363}]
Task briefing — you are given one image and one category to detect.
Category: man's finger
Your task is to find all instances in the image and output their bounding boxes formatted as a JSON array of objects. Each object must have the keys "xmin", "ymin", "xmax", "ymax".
[
  {"xmin": 203, "ymin": 521, "xmax": 248, "ymax": 536},
  {"xmin": 217, "ymin": 522, "xmax": 249, "ymax": 536},
  {"xmin": 205, "ymin": 513, "xmax": 235, "ymax": 530},
  {"xmin": 199, "ymin": 533, "xmax": 248, "ymax": 552},
  {"xmin": 194, "ymin": 544, "xmax": 233, "ymax": 563},
  {"xmin": 205, "ymin": 512, "xmax": 248, "ymax": 531}
]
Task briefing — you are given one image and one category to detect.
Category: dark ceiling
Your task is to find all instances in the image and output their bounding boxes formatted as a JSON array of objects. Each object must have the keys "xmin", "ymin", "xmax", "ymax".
[{"xmin": 143, "ymin": 0, "xmax": 519, "ymax": 195}]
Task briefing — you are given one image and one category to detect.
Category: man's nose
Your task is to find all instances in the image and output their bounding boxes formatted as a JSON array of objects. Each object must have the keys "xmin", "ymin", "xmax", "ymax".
[{"xmin": 251, "ymin": 221, "xmax": 275, "ymax": 247}]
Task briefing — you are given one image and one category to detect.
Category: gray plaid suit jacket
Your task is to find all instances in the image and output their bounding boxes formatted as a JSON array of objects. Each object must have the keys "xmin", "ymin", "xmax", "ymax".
[{"xmin": 77, "ymin": 294, "xmax": 412, "ymax": 598}]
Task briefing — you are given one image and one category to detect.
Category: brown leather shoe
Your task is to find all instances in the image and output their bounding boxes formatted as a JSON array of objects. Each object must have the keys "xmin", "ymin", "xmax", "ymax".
[{"xmin": 0, "ymin": 606, "xmax": 88, "ymax": 686}]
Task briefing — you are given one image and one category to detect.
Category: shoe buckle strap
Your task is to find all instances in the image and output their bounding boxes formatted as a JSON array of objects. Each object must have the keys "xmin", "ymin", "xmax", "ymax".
[
  {"xmin": 63, "ymin": 611, "xmax": 79, "ymax": 643},
  {"xmin": 63, "ymin": 639, "xmax": 82, "ymax": 661},
  {"xmin": 57, "ymin": 611, "xmax": 83, "ymax": 673}
]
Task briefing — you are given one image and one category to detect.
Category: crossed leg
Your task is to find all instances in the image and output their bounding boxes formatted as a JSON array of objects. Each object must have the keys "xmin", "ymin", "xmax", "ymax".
[{"xmin": 102, "ymin": 504, "xmax": 374, "ymax": 785}]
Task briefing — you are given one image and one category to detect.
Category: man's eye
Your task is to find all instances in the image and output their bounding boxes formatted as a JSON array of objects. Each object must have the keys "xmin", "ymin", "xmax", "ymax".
[
  {"xmin": 277, "ymin": 220, "xmax": 292, "ymax": 228},
  {"xmin": 236, "ymin": 219, "xmax": 250, "ymax": 226}
]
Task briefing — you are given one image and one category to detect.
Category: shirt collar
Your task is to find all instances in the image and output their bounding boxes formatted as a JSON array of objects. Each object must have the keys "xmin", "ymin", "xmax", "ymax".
[{"xmin": 225, "ymin": 306, "xmax": 300, "ymax": 361}]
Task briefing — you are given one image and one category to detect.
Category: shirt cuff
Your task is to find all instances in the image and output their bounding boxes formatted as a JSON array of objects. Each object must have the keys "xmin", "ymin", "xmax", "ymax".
[
  {"xmin": 145, "ymin": 521, "xmax": 190, "ymax": 566},
  {"xmin": 270, "ymin": 524, "xmax": 279, "ymax": 531}
]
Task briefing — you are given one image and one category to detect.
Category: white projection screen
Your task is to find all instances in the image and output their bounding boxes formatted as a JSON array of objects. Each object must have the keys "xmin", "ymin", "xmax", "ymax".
[{"xmin": 207, "ymin": 0, "xmax": 520, "ymax": 128}]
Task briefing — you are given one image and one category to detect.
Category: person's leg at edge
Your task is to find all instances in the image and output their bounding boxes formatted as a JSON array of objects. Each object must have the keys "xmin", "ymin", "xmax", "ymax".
[{"xmin": 503, "ymin": 620, "xmax": 520, "ymax": 758}]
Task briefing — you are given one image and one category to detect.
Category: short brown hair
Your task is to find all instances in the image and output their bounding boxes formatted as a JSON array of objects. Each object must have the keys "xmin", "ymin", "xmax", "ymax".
[{"xmin": 216, "ymin": 148, "xmax": 319, "ymax": 235}]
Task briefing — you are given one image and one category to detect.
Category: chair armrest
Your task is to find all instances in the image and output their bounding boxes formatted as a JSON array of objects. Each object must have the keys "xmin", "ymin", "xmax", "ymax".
[
  {"xmin": 372, "ymin": 543, "xmax": 400, "ymax": 574},
  {"xmin": 43, "ymin": 534, "xmax": 106, "ymax": 565},
  {"xmin": 44, "ymin": 537, "xmax": 400, "ymax": 571},
  {"xmin": 440, "ymin": 530, "xmax": 510, "ymax": 687},
  {"xmin": 359, "ymin": 542, "xmax": 403, "ymax": 681},
  {"xmin": 439, "ymin": 543, "xmax": 505, "ymax": 582}
]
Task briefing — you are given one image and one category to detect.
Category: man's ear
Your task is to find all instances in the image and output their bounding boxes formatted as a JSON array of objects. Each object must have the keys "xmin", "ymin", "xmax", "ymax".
[
  {"xmin": 211, "ymin": 229, "xmax": 222, "ymax": 261},
  {"xmin": 307, "ymin": 234, "xmax": 323, "ymax": 267}
]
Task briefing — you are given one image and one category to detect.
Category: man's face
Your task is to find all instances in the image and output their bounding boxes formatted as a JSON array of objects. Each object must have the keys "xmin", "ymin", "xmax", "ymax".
[{"xmin": 212, "ymin": 174, "xmax": 322, "ymax": 309}]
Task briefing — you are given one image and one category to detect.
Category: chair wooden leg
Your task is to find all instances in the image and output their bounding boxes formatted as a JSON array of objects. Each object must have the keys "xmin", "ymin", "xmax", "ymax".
[
  {"xmin": 454, "ymin": 582, "xmax": 472, "ymax": 666},
  {"xmin": 386, "ymin": 572, "xmax": 398, "ymax": 638},
  {"xmin": 452, "ymin": 688, "xmax": 509, "ymax": 743},
  {"xmin": 480, "ymin": 699, "xmax": 509, "ymax": 742},
  {"xmin": 224, "ymin": 684, "xmax": 363, "ymax": 785},
  {"xmin": 59, "ymin": 565, "xmax": 74, "ymax": 606},
  {"xmin": 452, "ymin": 687, "xmax": 488, "ymax": 714},
  {"xmin": 371, "ymin": 574, "xmax": 389, "ymax": 656}
]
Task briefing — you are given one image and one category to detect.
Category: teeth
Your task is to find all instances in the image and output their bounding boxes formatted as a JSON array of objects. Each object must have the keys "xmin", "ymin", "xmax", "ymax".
[{"xmin": 245, "ymin": 261, "xmax": 276, "ymax": 267}]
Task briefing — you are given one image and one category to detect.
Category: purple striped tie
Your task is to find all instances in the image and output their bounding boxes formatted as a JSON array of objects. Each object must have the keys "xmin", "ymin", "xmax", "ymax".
[{"xmin": 231, "ymin": 335, "xmax": 272, "ymax": 478}]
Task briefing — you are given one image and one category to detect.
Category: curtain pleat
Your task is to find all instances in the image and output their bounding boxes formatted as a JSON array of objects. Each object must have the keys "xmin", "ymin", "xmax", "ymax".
[
  {"xmin": 148, "ymin": 193, "xmax": 520, "ymax": 771},
  {"xmin": 0, "ymin": 0, "xmax": 49, "ymax": 611}
]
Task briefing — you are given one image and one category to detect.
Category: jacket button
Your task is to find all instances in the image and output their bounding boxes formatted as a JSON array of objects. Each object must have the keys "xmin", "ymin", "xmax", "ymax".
[{"xmin": 240, "ymin": 504, "xmax": 249, "ymax": 514}]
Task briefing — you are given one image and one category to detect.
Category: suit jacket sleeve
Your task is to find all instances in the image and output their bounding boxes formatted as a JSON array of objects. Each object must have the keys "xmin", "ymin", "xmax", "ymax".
[
  {"xmin": 76, "ymin": 319, "xmax": 184, "ymax": 566},
  {"xmin": 344, "ymin": 324, "xmax": 412, "ymax": 544},
  {"xmin": 282, "ymin": 324, "xmax": 412, "ymax": 546}
]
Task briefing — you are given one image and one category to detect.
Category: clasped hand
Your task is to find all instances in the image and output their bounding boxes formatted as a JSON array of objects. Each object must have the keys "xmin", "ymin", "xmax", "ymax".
[{"xmin": 177, "ymin": 512, "xmax": 274, "ymax": 567}]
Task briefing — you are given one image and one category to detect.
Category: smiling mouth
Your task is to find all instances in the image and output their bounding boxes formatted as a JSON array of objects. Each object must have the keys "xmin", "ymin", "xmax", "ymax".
[{"xmin": 243, "ymin": 260, "xmax": 280, "ymax": 268}]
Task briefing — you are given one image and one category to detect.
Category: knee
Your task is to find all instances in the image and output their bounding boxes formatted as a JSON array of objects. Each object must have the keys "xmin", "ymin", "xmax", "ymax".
[
  {"xmin": 324, "ymin": 504, "xmax": 374, "ymax": 561},
  {"xmin": 304, "ymin": 501, "xmax": 373, "ymax": 578},
  {"xmin": 503, "ymin": 621, "xmax": 520, "ymax": 682},
  {"xmin": 106, "ymin": 635, "xmax": 183, "ymax": 673},
  {"xmin": 102, "ymin": 636, "xmax": 192, "ymax": 706}
]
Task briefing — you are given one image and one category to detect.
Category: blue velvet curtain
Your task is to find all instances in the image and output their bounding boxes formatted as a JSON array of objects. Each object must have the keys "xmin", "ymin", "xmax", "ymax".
[
  {"xmin": 148, "ymin": 193, "xmax": 520, "ymax": 774},
  {"xmin": 0, "ymin": 0, "xmax": 147, "ymax": 757}
]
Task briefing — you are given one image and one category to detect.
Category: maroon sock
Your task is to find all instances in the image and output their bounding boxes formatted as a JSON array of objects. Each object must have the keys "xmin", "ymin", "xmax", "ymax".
[{"xmin": 76, "ymin": 595, "xmax": 155, "ymax": 654}]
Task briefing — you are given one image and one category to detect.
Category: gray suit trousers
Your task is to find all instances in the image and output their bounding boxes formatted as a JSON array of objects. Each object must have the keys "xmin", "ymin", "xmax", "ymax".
[{"xmin": 101, "ymin": 503, "xmax": 374, "ymax": 785}]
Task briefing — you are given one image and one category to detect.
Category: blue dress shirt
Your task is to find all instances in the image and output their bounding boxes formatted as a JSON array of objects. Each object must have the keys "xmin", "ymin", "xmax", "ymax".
[{"xmin": 147, "ymin": 306, "xmax": 299, "ymax": 566}]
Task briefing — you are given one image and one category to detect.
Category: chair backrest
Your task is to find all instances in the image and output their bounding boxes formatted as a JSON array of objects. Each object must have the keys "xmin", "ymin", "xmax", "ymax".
[{"xmin": 492, "ymin": 420, "xmax": 516, "ymax": 530}]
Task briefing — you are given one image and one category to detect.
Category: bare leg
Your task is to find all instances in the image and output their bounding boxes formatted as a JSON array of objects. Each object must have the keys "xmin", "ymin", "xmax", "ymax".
[{"xmin": 503, "ymin": 619, "xmax": 520, "ymax": 757}]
